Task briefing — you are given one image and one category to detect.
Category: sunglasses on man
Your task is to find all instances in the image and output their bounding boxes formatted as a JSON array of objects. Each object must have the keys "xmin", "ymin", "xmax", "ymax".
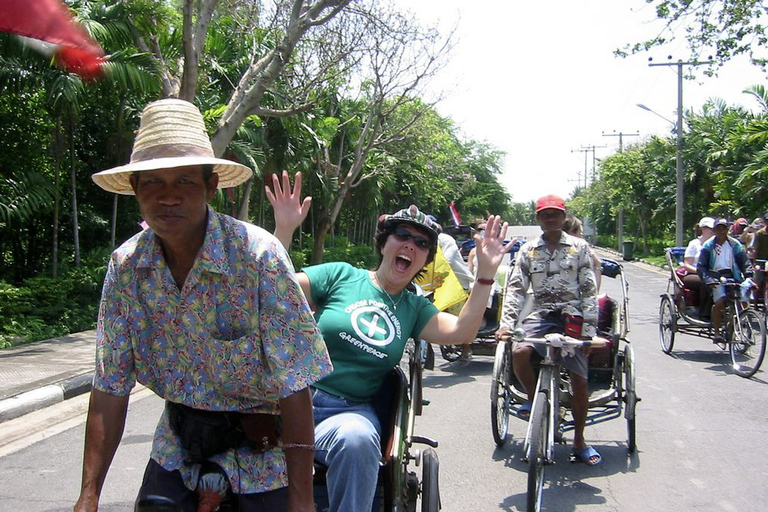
[{"xmin": 393, "ymin": 227, "xmax": 431, "ymax": 249}]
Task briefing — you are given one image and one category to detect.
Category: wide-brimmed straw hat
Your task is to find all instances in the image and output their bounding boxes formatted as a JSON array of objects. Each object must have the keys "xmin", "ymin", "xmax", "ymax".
[{"xmin": 92, "ymin": 99, "xmax": 252, "ymax": 195}]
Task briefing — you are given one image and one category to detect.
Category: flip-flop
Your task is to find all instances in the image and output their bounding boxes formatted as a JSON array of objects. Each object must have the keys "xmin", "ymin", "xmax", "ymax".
[
  {"xmin": 570, "ymin": 445, "xmax": 602, "ymax": 466},
  {"xmin": 518, "ymin": 401, "xmax": 532, "ymax": 419}
]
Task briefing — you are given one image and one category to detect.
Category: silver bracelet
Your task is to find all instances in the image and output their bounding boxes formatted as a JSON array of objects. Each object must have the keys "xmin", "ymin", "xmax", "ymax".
[{"xmin": 281, "ymin": 442, "xmax": 316, "ymax": 451}]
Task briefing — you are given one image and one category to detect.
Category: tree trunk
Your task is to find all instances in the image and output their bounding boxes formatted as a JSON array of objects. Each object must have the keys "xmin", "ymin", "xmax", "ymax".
[
  {"xmin": 311, "ymin": 215, "xmax": 333, "ymax": 264},
  {"xmin": 52, "ymin": 116, "xmax": 62, "ymax": 278},
  {"xmin": 68, "ymin": 115, "xmax": 80, "ymax": 267}
]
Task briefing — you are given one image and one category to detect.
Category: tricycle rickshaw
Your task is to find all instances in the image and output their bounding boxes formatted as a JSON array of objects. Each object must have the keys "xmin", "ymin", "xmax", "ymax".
[
  {"xmin": 659, "ymin": 247, "xmax": 766, "ymax": 378},
  {"xmin": 314, "ymin": 335, "xmax": 441, "ymax": 512},
  {"xmin": 489, "ymin": 257, "xmax": 637, "ymax": 512}
]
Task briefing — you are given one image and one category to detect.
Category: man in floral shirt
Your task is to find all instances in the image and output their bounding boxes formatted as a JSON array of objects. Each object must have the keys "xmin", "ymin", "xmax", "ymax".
[
  {"xmin": 496, "ymin": 195, "xmax": 600, "ymax": 466},
  {"xmin": 75, "ymin": 99, "xmax": 331, "ymax": 512}
]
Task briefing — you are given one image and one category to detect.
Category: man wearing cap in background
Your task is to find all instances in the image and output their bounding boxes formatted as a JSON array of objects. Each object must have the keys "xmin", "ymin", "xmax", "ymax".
[
  {"xmin": 730, "ymin": 217, "xmax": 749, "ymax": 238},
  {"xmin": 697, "ymin": 218, "xmax": 754, "ymax": 343},
  {"xmin": 75, "ymin": 99, "xmax": 331, "ymax": 512},
  {"xmin": 749, "ymin": 213, "xmax": 768, "ymax": 296},
  {"xmin": 681, "ymin": 217, "xmax": 716, "ymax": 319},
  {"xmin": 496, "ymin": 194, "xmax": 601, "ymax": 466}
]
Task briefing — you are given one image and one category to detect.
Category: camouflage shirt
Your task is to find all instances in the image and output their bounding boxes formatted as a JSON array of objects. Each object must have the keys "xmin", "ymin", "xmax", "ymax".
[{"xmin": 500, "ymin": 231, "xmax": 598, "ymax": 337}]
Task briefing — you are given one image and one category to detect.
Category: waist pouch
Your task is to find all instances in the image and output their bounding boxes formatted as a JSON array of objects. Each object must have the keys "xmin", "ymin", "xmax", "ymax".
[
  {"xmin": 563, "ymin": 312, "xmax": 584, "ymax": 338},
  {"xmin": 166, "ymin": 402, "xmax": 281, "ymax": 462}
]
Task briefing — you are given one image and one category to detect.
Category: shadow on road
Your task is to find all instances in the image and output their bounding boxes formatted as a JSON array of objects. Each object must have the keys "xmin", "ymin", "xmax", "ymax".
[{"xmin": 493, "ymin": 442, "xmax": 640, "ymax": 511}]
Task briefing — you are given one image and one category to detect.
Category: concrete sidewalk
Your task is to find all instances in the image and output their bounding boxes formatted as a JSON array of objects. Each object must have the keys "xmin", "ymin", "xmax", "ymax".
[{"xmin": 0, "ymin": 331, "xmax": 96, "ymax": 423}]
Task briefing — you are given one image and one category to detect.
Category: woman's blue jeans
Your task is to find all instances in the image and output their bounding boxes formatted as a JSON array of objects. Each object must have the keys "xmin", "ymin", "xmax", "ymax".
[{"xmin": 312, "ymin": 387, "xmax": 382, "ymax": 512}]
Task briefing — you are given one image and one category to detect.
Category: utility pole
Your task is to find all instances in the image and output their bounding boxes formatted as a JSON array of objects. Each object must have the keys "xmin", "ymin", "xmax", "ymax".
[
  {"xmin": 648, "ymin": 57, "xmax": 712, "ymax": 246},
  {"xmin": 602, "ymin": 131, "xmax": 639, "ymax": 251},
  {"xmin": 571, "ymin": 145, "xmax": 605, "ymax": 188}
]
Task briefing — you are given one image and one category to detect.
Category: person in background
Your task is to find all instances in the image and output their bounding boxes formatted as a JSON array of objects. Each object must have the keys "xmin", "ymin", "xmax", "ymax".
[
  {"xmin": 730, "ymin": 217, "xmax": 749, "ymax": 238},
  {"xmin": 76, "ymin": 99, "xmax": 331, "ymax": 512},
  {"xmin": 682, "ymin": 216, "xmax": 715, "ymax": 318},
  {"xmin": 750, "ymin": 213, "xmax": 768, "ymax": 291},
  {"xmin": 496, "ymin": 194, "xmax": 600, "ymax": 466},
  {"xmin": 697, "ymin": 218, "xmax": 754, "ymax": 343},
  {"xmin": 267, "ymin": 172, "xmax": 510, "ymax": 512},
  {"xmin": 562, "ymin": 214, "xmax": 601, "ymax": 291},
  {"xmin": 742, "ymin": 217, "xmax": 765, "ymax": 253}
]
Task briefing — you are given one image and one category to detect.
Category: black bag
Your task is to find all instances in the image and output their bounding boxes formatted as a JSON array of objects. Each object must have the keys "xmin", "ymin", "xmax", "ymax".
[{"xmin": 166, "ymin": 402, "xmax": 244, "ymax": 462}]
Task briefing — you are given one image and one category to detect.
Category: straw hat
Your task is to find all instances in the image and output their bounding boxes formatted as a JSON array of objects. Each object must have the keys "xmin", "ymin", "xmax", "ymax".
[{"xmin": 92, "ymin": 99, "xmax": 253, "ymax": 195}]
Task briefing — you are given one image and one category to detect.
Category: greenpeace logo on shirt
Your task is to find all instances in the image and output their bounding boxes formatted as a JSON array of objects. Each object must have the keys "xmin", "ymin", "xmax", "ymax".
[{"xmin": 342, "ymin": 299, "xmax": 402, "ymax": 349}]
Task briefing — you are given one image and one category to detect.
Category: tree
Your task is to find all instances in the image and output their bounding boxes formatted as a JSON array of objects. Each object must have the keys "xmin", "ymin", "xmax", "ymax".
[
  {"xmin": 617, "ymin": 0, "xmax": 768, "ymax": 74},
  {"xmin": 294, "ymin": 6, "xmax": 452, "ymax": 263}
]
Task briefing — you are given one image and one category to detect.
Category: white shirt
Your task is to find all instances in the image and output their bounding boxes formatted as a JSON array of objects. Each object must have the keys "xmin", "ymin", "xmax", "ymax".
[
  {"xmin": 684, "ymin": 237, "xmax": 704, "ymax": 264},
  {"xmin": 713, "ymin": 240, "xmax": 734, "ymax": 272}
]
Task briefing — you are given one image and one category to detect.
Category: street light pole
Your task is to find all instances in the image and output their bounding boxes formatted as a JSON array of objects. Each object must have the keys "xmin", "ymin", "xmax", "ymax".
[
  {"xmin": 675, "ymin": 64, "xmax": 684, "ymax": 247},
  {"xmin": 648, "ymin": 57, "xmax": 712, "ymax": 246}
]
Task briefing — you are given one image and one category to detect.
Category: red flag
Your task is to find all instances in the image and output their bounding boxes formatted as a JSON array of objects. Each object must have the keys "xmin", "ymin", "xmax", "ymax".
[{"xmin": 0, "ymin": 0, "xmax": 105, "ymax": 79}]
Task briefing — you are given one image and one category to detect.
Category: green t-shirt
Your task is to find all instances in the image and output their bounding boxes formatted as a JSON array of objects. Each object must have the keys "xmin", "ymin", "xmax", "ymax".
[{"xmin": 303, "ymin": 262, "xmax": 439, "ymax": 401}]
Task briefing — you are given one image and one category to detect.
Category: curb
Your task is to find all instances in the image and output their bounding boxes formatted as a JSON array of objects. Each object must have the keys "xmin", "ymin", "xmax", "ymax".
[{"xmin": 0, "ymin": 372, "xmax": 93, "ymax": 423}]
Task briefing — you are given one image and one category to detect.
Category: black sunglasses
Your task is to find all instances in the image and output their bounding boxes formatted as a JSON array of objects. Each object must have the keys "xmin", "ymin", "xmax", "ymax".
[{"xmin": 393, "ymin": 227, "xmax": 431, "ymax": 249}]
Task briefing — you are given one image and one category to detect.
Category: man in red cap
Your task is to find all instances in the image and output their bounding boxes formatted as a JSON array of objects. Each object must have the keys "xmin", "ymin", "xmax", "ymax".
[{"xmin": 496, "ymin": 194, "xmax": 601, "ymax": 465}]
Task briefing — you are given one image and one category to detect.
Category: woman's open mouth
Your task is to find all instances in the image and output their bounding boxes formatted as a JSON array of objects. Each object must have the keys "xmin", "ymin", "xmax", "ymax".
[{"xmin": 395, "ymin": 254, "xmax": 413, "ymax": 272}]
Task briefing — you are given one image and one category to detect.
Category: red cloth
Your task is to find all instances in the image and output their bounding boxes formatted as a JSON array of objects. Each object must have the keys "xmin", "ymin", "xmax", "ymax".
[{"xmin": 0, "ymin": 0, "xmax": 104, "ymax": 78}]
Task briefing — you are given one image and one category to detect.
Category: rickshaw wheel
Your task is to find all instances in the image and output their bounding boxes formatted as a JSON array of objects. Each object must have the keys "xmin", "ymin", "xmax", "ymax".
[
  {"xmin": 658, "ymin": 296, "xmax": 676, "ymax": 354},
  {"xmin": 526, "ymin": 390, "xmax": 548, "ymax": 512},
  {"xmin": 491, "ymin": 341, "xmax": 511, "ymax": 446},
  {"xmin": 623, "ymin": 344, "xmax": 637, "ymax": 453},
  {"xmin": 439, "ymin": 344, "xmax": 462, "ymax": 362},
  {"xmin": 730, "ymin": 308, "xmax": 767, "ymax": 379},
  {"xmin": 420, "ymin": 447, "xmax": 440, "ymax": 511}
]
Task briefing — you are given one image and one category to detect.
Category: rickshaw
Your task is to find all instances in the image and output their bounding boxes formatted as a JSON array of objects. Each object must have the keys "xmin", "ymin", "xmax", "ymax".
[
  {"xmin": 489, "ymin": 257, "xmax": 637, "ymax": 512},
  {"xmin": 314, "ymin": 336, "xmax": 441, "ymax": 512},
  {"xmin": 659, "ymin": 247, "xmax": 766, "ymax": 378}
]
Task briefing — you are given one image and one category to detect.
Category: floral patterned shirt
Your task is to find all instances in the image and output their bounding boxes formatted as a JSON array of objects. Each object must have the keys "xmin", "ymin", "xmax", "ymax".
[
  {"xmin": 93, "ymin": 206, "xmax": 332, "ymax": 493},
  {"xmin": 500, "ymin": 232, "xmax": 598, "ymax": 336}
]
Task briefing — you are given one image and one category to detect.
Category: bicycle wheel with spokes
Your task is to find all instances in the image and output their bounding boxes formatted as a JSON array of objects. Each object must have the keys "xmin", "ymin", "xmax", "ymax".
[
  {"xmin": 730, "ymin": 308, "xmax": 766, "ymax": 378},
  {"xmin": 490, "ymin": 341, "xmax": 511, "ymax": 446},
  {"xmin": 526, "ymin": 389, "xmax": 549, "ymax": 512},
  {"xmin": 658, "ymin": 295, "xmax": 676, "ymax": 354}
]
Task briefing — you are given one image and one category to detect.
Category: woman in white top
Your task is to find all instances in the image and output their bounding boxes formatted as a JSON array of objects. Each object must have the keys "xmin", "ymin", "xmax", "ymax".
[{"xmin": 683, "ymin": 216, "xmax": 715, "ymax": 316}]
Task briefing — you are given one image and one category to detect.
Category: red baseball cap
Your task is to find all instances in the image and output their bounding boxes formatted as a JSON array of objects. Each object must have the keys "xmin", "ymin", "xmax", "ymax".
[{"xmin": 535, "ymin": 194, "xmax": 566, "ymax": 213}]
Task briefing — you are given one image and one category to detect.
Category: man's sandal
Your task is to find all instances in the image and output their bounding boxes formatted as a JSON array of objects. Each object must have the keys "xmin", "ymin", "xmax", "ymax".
[
  {"xmin": 517, "ymin": 401, "xmax": 532, "ymax": 420},
  {"xmin": 570, "ymin": 445, "xmax": 602, "ymax": 466}
]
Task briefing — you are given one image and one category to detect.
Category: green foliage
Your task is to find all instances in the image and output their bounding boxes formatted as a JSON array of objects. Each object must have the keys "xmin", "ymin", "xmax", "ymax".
[
  {"xmin": 618, "ymin": 0, "xmax": 768, "ymax": 74},
  {"xmin": 293, "ymin": 235, "xmax": 378, "ymax": 271},
  {"xmin": 0, "ymin": 264, "xmax": 105, "ymax": 348}
]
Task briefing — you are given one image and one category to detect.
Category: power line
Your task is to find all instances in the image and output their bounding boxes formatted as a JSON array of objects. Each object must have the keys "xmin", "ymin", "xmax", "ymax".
[
  {"xmin": 601, "ymin": 130, "xmax": 639, "ymax": 153},
  {"xmin": 571, "ymin": 145, "xmax": 606, "ymax": 188}
]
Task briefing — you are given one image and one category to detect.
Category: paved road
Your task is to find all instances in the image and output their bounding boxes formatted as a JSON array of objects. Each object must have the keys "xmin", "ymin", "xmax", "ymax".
[{"xmin": 1, "ymin": 257, "xmax": 767, "ymax": 511}]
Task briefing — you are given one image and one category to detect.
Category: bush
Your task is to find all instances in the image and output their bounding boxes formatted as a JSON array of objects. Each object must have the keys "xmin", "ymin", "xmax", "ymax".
[
  {"xmin": 293, "ymin": 235, "xmax": 378, "ymax": 270},
  {"xmin": 0, "ymin": 263, "xmax": 106, "ymax": 348}
]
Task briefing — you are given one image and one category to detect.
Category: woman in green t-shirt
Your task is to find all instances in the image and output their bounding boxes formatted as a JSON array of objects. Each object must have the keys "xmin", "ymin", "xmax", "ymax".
[{"xmin": 267, "ymin": 171, "xmax": 509, "ymax": 512}]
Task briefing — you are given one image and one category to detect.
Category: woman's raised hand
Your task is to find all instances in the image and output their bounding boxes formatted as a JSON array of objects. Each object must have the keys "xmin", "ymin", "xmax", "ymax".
[
  {"xmin": 265, "ymin": 171, "xmax": 312, "ymax": 247},
  {"xmin": 474, "ymin": 214, "xmax": 510, "ymax": 278}
]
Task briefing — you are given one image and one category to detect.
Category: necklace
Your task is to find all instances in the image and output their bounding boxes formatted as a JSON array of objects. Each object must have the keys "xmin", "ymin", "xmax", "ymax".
[{"xmin": 373, "ymin": 272, "xmax": 404, "ymax": 310}]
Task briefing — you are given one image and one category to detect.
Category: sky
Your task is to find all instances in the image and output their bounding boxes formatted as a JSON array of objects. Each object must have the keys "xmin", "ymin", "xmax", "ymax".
[{"xmin": 394, "ymin": 0, "xmax": 767, "ymax": 204}]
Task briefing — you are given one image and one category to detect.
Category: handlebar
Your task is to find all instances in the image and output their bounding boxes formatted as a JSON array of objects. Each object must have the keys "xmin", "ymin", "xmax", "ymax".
[{"xmin": 498, "ymin": 328, "xmax": 610, "ymax": 348}]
